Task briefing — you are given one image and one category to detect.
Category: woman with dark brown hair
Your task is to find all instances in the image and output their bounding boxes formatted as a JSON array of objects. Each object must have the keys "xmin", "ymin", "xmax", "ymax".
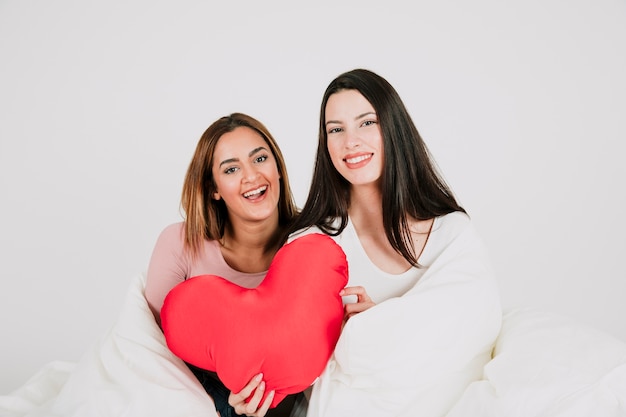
[{"xmin": 288, "ymin": 69, "xmax": 502, "ymax": 416}]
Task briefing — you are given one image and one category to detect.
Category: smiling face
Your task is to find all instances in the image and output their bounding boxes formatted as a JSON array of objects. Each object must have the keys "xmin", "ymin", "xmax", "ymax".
[
  {"xmin": 211, "ymin": 126, "xmax": 281, "ymax": 225},
  {"xmin": 325, "ymin": 89, "xmax": 384, "ymax": 189}
]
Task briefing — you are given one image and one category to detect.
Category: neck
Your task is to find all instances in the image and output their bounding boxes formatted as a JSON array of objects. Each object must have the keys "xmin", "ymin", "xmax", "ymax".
[
  {"xmin": 348, "ymin": 184, "xmax": 384, "ymax": 231},
  {"xmin": 220, "ymin": 214, "xmax": 281, "ymax": 273},
  {"xmin": 223, "ymin": 213, "xmax": 280, "ymax": 250}
]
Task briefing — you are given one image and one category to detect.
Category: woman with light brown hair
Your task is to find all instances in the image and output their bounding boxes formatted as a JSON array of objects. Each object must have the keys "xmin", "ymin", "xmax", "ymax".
[{"xmin": 145, "ymin": 112, "xmax": 300, "ymax": 417}]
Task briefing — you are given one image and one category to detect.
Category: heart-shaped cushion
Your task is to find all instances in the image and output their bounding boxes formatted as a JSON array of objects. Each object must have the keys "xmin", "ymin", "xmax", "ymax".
[{"xmin": 160, "ymin": 233, "xmax": 348, "ymax": 408}]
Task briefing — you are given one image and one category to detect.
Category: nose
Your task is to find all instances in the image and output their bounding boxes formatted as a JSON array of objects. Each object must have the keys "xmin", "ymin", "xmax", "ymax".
[
  {"xmin": 344, "ymin": 127, "xmax": 360, "ymax": 149},
  {"xmin": 241, "ymin": 164, "xmax": 261, "ymax": 183}
]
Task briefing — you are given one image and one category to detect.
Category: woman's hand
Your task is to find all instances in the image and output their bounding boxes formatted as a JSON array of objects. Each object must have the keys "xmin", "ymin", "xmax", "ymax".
[
  {"xmin": 228, "ymin": 373, "xmax": 274, "ymax": 417},
  {"xmin": 341, "ymin": 286, "xmax": 376, "ymax": 320}
]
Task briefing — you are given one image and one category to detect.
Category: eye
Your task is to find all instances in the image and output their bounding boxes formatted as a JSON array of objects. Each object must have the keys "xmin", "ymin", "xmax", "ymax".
[
  {"xmin": 254, "ymin": 154, "xmax": 269, "ymax": 164},
  {"xmin": 328, "ymin": 126, "xmax": 343, "ymax": 134},
  {"xmin": 223, "ymin": 166, "xmax": 239, "ymax": 175},
  {"xmin": 362, "ymin": 120, "xmax": 377, "ymax": 127}
]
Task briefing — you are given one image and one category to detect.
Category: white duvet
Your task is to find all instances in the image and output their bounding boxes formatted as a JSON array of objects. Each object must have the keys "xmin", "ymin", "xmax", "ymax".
[
  {"xmin": 305, "ymin": 219, "xmax": 503, "ymax": 417},
  {"xmin": 0, "ymin": 273, "xmax": 218, "ymax": 417},
  {"xmin": 446, "ymin": 308, "xmax": 626, "ymax": 417},
  {"xmin": 1, "ymin": 273, "xmax": 625, "ymax": 417}
]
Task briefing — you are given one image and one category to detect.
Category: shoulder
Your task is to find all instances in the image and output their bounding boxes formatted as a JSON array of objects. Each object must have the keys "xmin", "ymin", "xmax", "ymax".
[
  {"xmin": 287, "ymin": 225, "xmax": 327, "ymax": 243},
  {"xmin": 287, "ymin": 217, "xmax": 345, "ymax": 243},
  {"xmin": 160, "ymin": 221, "xmax": 185, "ymax": 236},
  {"xmin": 421, "ymin": 211, "xmax": 476, "ymax": 260},
  {"xmin": 429, "ymin": 211, "xmax": 492, "ymax": 265},
  {"xmin": 155, "ymin": 222, "xmax": 186, "ymax": 247},
  {"xmin": 434, "ymin": 211, "xmax": 471, "ymax": 233}
]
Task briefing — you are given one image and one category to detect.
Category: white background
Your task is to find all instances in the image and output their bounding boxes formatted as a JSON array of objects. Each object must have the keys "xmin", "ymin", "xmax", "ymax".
[{"xmin": 1, "ymin": 0, "xmax": 625, "ymax": 393}]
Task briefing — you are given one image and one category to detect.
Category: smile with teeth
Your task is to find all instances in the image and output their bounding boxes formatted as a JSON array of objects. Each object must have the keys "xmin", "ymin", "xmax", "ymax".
[
  {"xmin": 243, "ymin": 185, "xmax": 267, "ymax": 198},
  {"xmin": 345, "ymin": 154, "xmax": 373, "ymax": 164}
]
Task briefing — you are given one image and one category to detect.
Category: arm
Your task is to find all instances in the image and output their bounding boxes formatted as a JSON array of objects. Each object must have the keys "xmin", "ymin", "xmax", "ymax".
[{"xmin": 145, "ymin": 223, "xmax": 188, "ymax": 325}]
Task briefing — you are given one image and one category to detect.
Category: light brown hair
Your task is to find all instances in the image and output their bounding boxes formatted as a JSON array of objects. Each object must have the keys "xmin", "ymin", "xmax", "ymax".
[{"xmin": 181, "ymin": 113, "xmax": 298, "ymax": 257}]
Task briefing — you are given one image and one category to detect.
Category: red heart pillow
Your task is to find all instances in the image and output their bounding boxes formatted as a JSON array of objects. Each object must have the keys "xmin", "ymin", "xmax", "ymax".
[{"xmin": 160, "ymin": 233, "xmax": 348, "ymax": 408}]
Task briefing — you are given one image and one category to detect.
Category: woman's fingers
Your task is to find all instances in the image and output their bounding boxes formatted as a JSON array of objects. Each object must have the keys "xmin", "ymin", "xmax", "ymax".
[
  {"xmin": 227, "ymin": 373, "xmax": 275, "ymax": 417},
  {"xmin": 242, "ymin": 381, "xmax": 265, "ymax": 414},
  {"xmin": 341, "ymin": 286, "xmax": 376, "ymax": 320},
  {"xmin": 254, "ymin": 389, "xmax": 275, "ymax": 417},
  {"xmin": 344, "ymin": 301, "xmax": 374, "ymax": 317},
  {"xmin": 340, "ymin": 286, "xmax": 372, "ymax": 303},
  {"xmin": 229, "ymin": 373, "xmax": 262, "ymax": 406},
  {"xmin": 229, "ymin": 373, "xmax": 263, "ymax": 415}
]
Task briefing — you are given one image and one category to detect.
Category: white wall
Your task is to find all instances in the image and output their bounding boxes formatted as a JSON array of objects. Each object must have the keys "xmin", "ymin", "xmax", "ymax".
[{"xmin": 1, "ymin": 0, "xmax": 625, "ymax": 393}]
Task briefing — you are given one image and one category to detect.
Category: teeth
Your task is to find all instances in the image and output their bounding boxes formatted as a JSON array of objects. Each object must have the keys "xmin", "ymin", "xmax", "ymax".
[
  {"xmin": 243, "ymin": 185, "xmax": 267, "ymax": 198},
  {"xmin": 346, "ymin": 154, "xmax": 372, "ymax": 164}
]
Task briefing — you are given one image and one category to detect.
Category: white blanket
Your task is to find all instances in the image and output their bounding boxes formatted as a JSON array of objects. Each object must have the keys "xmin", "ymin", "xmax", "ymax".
[
  {"xmin": 2, "ymin": 272, "xmax": 626, "ymax": 417},
  {"xmin": 446, "ymin": 308, "xmax": 626, "ymax": 417},
  {"xmin": 0, "ymin": 273, "xmax": 217, "ymax": 417},
  {"xmin": 306, "ymin": 218, "xmax": 503, "ymax": 417}
]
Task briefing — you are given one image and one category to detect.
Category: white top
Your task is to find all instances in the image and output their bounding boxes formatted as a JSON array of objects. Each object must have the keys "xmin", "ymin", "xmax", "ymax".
[
  {"xmin": 290, "ymin": 211, "xmax": 473, "ymax": 303},
  {"xmin": 337, "ymin": 212, "xmax": 471, "ymax": 303}
]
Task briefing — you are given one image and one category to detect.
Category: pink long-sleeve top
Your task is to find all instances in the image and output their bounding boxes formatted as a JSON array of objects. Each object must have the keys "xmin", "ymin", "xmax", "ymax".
[{"xmin": 145, "ymin": 222, "xmax": 266, "ymax": 320}]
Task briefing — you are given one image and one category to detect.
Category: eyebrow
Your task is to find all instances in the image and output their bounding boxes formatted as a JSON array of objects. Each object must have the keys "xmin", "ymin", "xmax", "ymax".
[
  {"xmin": 325, "ymin": 111, "xmax": 376, "ymax": 126},
  {"xmin": 218, "ymin": 146, "xmax": 268, "ymax": 168}
]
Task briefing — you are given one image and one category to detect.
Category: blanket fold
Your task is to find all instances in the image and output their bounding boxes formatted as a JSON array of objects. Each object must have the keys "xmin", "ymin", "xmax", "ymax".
[
  {"xmin": 306, "ymin": 221, "xmax": 503, "ymax": 417},
  {"xmin": 0, "ymin": 273, "xmax": 217, "ymax": 417},
  {"xmin": 3, "ymin": 264, "xmax": 626, "ymax": 417}
]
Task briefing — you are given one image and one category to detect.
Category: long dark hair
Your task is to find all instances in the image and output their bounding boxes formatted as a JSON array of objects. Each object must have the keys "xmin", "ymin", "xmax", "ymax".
[
  {"xmin": 289, "ymin": 69, "xmax": 465, "ymax": 266},
  {"xmin": 182, "ymin": 112, "xmax": 298, "ymax": 257}
]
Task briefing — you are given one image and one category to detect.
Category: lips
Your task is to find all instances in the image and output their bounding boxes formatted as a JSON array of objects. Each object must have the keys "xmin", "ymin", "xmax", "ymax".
[
  {"xmin": 243, "ymin": 185, "xmax": 267, "ymax": 199},
  {"xmin": 344, "ymin": 153, "xmax": 373, "ymax": 167}
]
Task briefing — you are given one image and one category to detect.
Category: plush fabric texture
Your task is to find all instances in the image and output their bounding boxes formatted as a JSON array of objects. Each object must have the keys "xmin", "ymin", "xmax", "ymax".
[
  {"xmin": 0, "ymin": 273, "xmax": 219, "ymax": 417},
  {"xmin": 160, "ymin": 233, "xmax": 349, "ymax": 408},
  {"xmin": 304, "ymin": 216, "xmax": 503, "ymax": 417},
  {"xmin": 446, "ymin": 308, "xmax": 626, "ymax": 417},
  {"xmin": 3, "ymin": 275, "xmax": 626, "ymax": 417}
]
